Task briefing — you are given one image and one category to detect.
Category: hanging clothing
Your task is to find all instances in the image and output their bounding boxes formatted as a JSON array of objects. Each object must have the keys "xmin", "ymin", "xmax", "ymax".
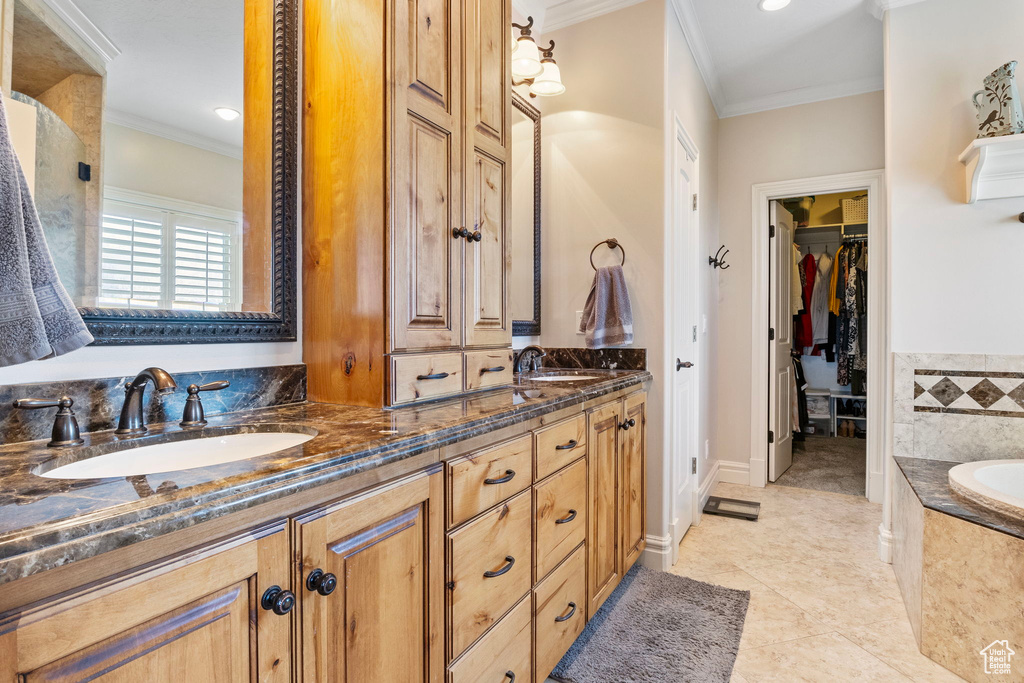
[
  {"xmin": 794, "ymin": 253, "xmax": 816, "ymax": 350},
  {"xmin": 790, "ymin": 244, "xmax": 803, "ymax": 315},
  {"xmin": 810, "ymin": 251, "xmax": 832, "ymax": 346},
  {"xmin": 828, "ymin": 244, "xmax": 846, "ymax": 316}
]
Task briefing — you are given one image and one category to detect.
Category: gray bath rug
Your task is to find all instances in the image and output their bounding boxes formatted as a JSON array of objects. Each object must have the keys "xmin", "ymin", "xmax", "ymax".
[{"xmin": 551, "ymin": 565, "xmax": 749, "ymax": 683}]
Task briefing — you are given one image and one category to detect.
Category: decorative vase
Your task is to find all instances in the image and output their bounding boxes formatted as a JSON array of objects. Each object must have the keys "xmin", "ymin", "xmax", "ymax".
[{"xmin": 973, "ymin": 61, "xmax": 1024, "ymax": 138}]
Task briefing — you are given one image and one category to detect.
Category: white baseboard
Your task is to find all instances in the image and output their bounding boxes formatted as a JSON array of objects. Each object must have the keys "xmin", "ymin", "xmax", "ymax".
[
  {"xmin": 718, "ymin": 460, "xmax": 750, "ymax": 485},
  {"xmin": 698, "ymin": 460, "xmax": 720, "ymax": 509},
  {"xmin": 877, "ymin": 522, "xmax": 893, "ymax": 563},
  {"xmin": 749, "ymin": 456, "xmax": 765, "ymax": 487},
  {"xmin": 641, "ymin": 533, "xmax": 673, "ymax": 571}
]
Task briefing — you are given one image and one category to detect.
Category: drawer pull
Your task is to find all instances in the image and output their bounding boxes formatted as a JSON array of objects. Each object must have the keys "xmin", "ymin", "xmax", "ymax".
[
  {"xmin": 480, "ymin": 365, "xmax": 506, "ymax": 374},
  {"xmin": 555, "ymin": 508, "xmax": 578, "ymax": 525},
  {"xmin": 504, "ymin": 672, "xmax": 516, "ymax": 683},
  {"xmin": 483, "ymin": 555, "xmax": 516, "ymax": 578},
  {"xmin": 555, "ymin": 439, "xmax": 579, "ymax": 450},
  {"xmin": 260, "ymin": 586, "xmax": 295, "ymax": 616},
  {"xmin": 306, "ymin": 568, "xmax": 338, "ymax": 596},
  {"xmin": 416, "ymin": 372, "xmax": 450, "ymax": 381},
  {"xmin": 484, "ymin": 469, "xmax": 516, "ymax": 485},
  {"xmin": 554, "ymin": 602, "xmax": 578, "ymax": 623}
]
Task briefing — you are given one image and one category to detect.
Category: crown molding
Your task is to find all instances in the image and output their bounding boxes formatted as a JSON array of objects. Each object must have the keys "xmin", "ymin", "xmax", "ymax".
[
  {"xmin": 37, "ymin": 0, "xmax": 120, "ymax": 64},
  {"xmin": 105, "ymin": 109, "xmax": 243, "ymax": 160},
  {"xmin": 869, "ymin": 0, "xmax": 929, "ymax": 20},
  {"xmin": 542, "ymin": 0, "xmax": 647, "ymax": 33},
  {"xmin": 669, "ymin": 0, "xmax": 724, "ymax": 117},
  {"xmin": 719, "ymin": 75, "xmax": 883, "ymax": 118}
]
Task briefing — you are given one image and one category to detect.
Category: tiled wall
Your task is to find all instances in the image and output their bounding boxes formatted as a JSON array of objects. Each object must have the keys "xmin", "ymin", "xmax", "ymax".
[
  {"xmin": 894, "ymin": 353, "xmax": 1024, "ymax": 462},
  {"xmin": 0, "ymin": 364, "xmax": 306, "ymax": 446}
]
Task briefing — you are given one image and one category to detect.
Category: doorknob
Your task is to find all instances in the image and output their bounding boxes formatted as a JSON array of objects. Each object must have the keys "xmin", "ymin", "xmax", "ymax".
[{"xmin": 676, "ymin": 359, "xmax": 694, "ymax": 371}]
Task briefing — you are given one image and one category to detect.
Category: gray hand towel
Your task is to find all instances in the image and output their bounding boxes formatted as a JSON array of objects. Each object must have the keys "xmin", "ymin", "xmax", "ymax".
[
  {"xmin": 579, "ymin": 265, "xmax": 633, "ymax": 349},
  {"xmin": 0, "ymin": 96, "xmax": 92, "ymax": 367}
]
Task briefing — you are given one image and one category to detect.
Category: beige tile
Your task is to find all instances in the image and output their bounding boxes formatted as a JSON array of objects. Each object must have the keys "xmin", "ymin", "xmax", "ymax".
[
  {"xmin": 842, "ymin": 618, "xmax": 966, "ymax": 682},
  {"xmin": 734, "ymin": 632, "xmax": 912, "ymax": 682},
  {"xmin": 697, "ymin": 570, "xmax": 831, "ymax": 650},
  {"xmin": 744, "ymin": 557, "xmax": 905, "ymax": 631},
  {"xmin": 730, "ymin": 671, "xmax": 751, "ymax": 683}
]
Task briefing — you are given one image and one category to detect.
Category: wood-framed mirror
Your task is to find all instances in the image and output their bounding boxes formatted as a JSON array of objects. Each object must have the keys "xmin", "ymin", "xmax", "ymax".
[
  {"xmin": 4, "ymin": 0, "xmax": 298, "ymax": 345},
  {"xmin": 511, "ymin": 91, "xmax": 541, "ymax": 336}
]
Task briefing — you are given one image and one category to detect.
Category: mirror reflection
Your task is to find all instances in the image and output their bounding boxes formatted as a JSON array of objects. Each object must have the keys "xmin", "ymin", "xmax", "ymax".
[
  {"xmin": 511, "ymin": 92, "xmax": 540, "ymax": 334},
  {"xmin": 7, "ymin": 0, "xmax": 271, "ymax": 314}
]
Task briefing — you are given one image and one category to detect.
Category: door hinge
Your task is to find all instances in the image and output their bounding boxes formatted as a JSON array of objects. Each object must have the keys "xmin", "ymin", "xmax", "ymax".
[
  {"xmin": 692, "ymin": 193, "xmax": 698, "ymax": 211},
  {"xmin": 769, "ymin": 224, "xmax": 776, "ymax": 238},
  {"xmin": 768, "ymin": 430, "xmax": 775, "ymax": 444},
  {"xmin": 692, "ymin": 325, "xmax": 697, "ymax": 342},
  {"xmin": 692, "ymin": 457, "xmax": 697, "ymax": 475},
  {"xmin": 769, "ymin": 327, "xmax": 776, "ymax": 341}
]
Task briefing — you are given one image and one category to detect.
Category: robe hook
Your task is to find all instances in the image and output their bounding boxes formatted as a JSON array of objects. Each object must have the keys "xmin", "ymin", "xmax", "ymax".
[{"xmin": 709, "ymin": 245, "xmax": 730, "ymax": 270}]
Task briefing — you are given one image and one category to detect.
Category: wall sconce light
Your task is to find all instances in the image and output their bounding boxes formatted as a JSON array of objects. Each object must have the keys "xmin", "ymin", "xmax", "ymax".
[{"xmin": 512, "ymin": 17, "xmax": 565, "ymax": 97}]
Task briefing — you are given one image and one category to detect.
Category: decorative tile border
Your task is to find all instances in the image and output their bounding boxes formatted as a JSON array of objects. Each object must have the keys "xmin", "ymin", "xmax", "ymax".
[{"xmin": 913, "ymin": 369, "xmax": 1024, "ymax": 417}]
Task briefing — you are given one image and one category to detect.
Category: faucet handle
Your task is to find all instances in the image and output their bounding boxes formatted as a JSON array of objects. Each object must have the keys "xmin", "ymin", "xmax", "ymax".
[
  {"xmin": 13, "ymin": 396, "xmax": 84, "ymax": 447},
  {"xmin": 180, "ymin": 380, "xmax": 230, "ymax": 428}
]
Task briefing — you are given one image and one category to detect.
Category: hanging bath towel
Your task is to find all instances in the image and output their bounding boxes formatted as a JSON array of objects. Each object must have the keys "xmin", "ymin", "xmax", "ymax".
[
  {"xmin": 579, "ymin": 265, "xmax": 633, "ymax": 349},
  {"xmin": 0, "ymin": 96, "xmax": 92, "ymax": 367}
]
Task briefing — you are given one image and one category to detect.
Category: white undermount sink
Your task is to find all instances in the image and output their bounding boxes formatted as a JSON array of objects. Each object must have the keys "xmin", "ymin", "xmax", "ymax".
[
  {"xmin": 525, "ymin": 374, "xmax": 601, "ymax": 382},
  {"xmin": 40, "ymin": 429, "xmax": 316, "ymax": 480}
]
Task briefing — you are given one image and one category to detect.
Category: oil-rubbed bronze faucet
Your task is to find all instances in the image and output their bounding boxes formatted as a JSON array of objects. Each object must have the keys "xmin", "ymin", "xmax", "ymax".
[
  {"xmin": 514, "ymin": 345, "xmax": 547, "ymax": 373},
  {"xmin": 116, "ymin": 367, "xmax": 178, "ymax": 436},
  {"xmin": 12, "ymin": 396, "xmax": 84, "ymax": 447}
]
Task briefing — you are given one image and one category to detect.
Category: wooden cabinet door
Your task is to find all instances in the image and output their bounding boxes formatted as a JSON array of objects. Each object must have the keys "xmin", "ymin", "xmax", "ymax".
[
  {"xmin": 462, "ymin": 0, "xmax": 511, "ymax": 348},
  {"xmin": 620, "ymin": 392, "xmax": 647, "ymax": 572},
  {"xmin": 586, "ymin": 402, "xmax": 621, "ymax": 619},
  {"xmin": 0, "ymin": 522, "xmax": 292, "ymax": 683},
  {"xmin": 391, "ymin": 0, "xmax": 463, "ymax": 352},
  {"xmin": 295, "ymin": 466, "xmax": 444, "ymax": 683}
]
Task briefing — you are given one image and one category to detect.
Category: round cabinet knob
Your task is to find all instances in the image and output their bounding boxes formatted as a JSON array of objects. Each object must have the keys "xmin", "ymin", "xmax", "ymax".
[
  {"xmin": 306, "ymin": 568, "xmax": 338, "ymax": 596},
  {"xmin": 628, "ymin": 418, "xmax": 636, "ymax": 428},
  {"xmin": 471, "ymin": 231, "xmax": 483, "ymax": 242},
  {"xmin": 260, "ymin": 586, "xmax": 296, "ymax": 616},
  {"xmin": 452, "ymin": 227, "xmax": 469, "ymax": 239}
]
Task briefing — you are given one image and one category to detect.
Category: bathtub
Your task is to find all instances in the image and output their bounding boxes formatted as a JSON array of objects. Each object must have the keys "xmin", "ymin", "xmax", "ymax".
[{"xmin": 949, "ymin": 459, "xmax": 1024, "ymax": 521}]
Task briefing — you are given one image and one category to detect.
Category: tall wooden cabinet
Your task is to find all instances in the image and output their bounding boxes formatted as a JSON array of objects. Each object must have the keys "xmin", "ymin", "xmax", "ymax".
[
  {"xmin": 586, "ymin": 391, "xmax": 648, "ymax": 618},
  {"xmin": 303, "ymin": 0, "xmax": 512, "ymax": 407}
]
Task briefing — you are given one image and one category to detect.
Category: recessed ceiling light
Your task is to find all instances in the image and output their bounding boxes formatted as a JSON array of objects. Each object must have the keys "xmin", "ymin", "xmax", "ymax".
[
  {"xmin": 214, "ymin": 107, "xmax": 240, "ymax": 121},
  {"xmin": 759, "ymin": 0, "xmax": 790, "ymax": 10}
]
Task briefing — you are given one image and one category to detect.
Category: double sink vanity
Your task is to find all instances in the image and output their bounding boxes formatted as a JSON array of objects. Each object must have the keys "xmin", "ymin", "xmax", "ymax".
[{"xmin": 0, "ymin": 365, "xmax": 650, "ymax": 682}]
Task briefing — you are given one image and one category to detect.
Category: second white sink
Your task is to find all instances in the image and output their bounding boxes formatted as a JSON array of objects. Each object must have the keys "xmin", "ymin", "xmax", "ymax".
[{"xmin": 41, "ymin": 430, "xmax": 316, "ymax": 480}]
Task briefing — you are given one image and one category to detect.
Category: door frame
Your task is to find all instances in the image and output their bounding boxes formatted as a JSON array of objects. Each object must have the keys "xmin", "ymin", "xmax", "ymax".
[
  {"xmin": 666, "ymin": 113, "xmax": 702, "ymax": 561},
  {"xmin": 749, "ymin": 170, "xmax": 889, "ymax": 507}
]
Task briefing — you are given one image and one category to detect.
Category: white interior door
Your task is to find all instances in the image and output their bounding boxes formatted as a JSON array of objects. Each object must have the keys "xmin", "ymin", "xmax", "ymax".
[
  {"xmin": 769, "ymin": 201, "xmax": 794, "ymax": 482},
  {"xmin": 670, "ymin": 132, "xmax": 697, "ymax": 558}
]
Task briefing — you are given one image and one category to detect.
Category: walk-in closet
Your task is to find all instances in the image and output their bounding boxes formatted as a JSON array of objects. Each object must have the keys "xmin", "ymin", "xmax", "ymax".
[{"xmin": 772, "ymin": 191, "xmax": 869, "ymax": 497}]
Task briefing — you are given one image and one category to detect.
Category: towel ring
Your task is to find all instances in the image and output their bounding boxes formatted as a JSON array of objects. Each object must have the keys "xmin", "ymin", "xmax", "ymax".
[{"xmin": 590, "ymin": 238, "xmax": 625, "ymax": 271}]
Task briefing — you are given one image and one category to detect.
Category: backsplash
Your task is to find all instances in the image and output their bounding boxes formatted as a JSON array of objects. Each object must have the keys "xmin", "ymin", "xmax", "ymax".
[
  {"xmin": 542, "ymin": 348, "xmax": 647, "ymax": 371},
  {"xmin": 0, "ymin": 364, "xmax": 306, "ymax": 445},
  {"xmin": 894, "ymin": 353, "xmax": 1024, "ymax": 462}
]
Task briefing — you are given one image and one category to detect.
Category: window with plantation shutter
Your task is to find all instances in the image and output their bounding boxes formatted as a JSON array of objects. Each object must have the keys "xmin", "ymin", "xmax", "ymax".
[{"xmin": 99, "ymin": 190, "xmax": 242, "ymax": 312}]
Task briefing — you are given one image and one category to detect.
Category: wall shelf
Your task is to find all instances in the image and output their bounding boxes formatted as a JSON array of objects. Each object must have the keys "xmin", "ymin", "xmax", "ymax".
[{"xmin": 958, "ymin": 135, "xmax": 1024, "ymax": 203}]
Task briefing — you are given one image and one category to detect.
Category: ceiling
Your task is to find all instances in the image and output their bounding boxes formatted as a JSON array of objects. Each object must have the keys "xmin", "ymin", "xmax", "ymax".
[
  {"xmin": 515, "ymin": 0, "xmax": 897, "ymax": 118},
  {"xmin": 60, "ymin": 0, "xmax": 242, "ymax": 156}
]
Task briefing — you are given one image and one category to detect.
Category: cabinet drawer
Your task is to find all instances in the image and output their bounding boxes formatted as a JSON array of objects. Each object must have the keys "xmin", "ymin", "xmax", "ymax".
[
  {"xmin": 534, "ymin": 459, "xmax": 587, "ymax": 581},
  {"xmin": 464, "ymin": 349, "xmax": 514, "ymax": 391},
  {"xmin": 448, "ymin": 595, "xmax": 532, "ymax": 683},
  {"xmin": 448, "ymin": 435, "xmax": 532, "ymax": 528},
  {"xmin": 534, "ymin": 545, "xmax": 587, "ymax": 683},
  {"xmin": 535, "ymin": 414, "xmax": 587, "ymax": 480},
  {"xmin": 448, "ymin": 490, "xmax": 533, "ymax": 658},
  {"xmin": 391, "ymin": 352, "xmax": 464, "ymax": 405}
]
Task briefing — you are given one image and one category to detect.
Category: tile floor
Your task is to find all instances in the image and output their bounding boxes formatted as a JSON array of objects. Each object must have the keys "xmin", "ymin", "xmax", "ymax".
[{"xmin": 672, "ymin": 482, "xmax": 965, "ymax": 682}]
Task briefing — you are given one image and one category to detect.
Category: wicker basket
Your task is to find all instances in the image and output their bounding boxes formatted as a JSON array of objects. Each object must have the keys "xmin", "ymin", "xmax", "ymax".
[{"xmin": 841, "ymin": 196, "xmax": 868, "ymax": 223}]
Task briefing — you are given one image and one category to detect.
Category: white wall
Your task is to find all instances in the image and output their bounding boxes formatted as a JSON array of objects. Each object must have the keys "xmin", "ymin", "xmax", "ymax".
[
  {"xmin": 887, "ymin": 0, "xmax": 1024, "ymax": 354},
  {"xmin": 716, "ymin": 91, "xmax": 885, "ymax": 475}
]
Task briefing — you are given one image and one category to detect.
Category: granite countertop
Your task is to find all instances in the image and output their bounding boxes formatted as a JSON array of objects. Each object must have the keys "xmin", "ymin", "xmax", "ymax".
[
  {"xmin": 0, "ymin": 369, "xmax": 649, "ymax": 585},
  {"xmin": 895, "ymin": 456, "xmax": 1024, "ymax": 541}
]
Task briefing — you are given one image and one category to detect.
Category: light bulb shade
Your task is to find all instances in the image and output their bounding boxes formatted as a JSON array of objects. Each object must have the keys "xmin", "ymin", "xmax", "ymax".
[
  {"xmin": 511, "ymin": 36, "xmax": 543, "ymax": 78},
  {"xmin": 530, "ymin": 60, "xmax": 565, "ymax": 96}
]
